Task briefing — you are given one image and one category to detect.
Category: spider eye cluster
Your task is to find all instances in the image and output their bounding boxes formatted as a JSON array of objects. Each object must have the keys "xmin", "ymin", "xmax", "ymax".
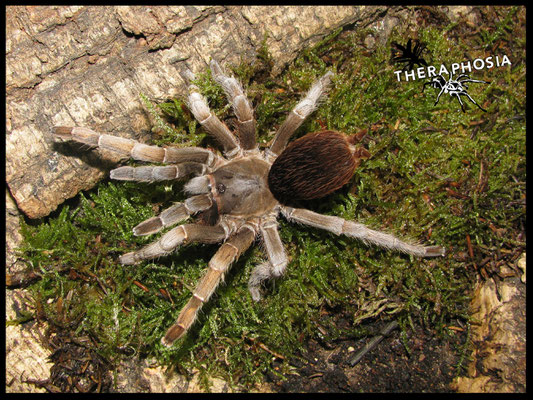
[{"xmin": 216, "ymin": 183, "xmax": 226, "ymax": 194}]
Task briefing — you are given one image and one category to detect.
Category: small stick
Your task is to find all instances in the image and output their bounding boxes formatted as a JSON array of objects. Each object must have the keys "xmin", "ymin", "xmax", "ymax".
[
  {"xmin": 349, "ymin": 320, "xmax": 399, "ymax": 366},
  {"xmin": 87, "ymin": 272, "xmax": 109, "ymax": 295},
  {"xmin": 247, "ymin": 337, "xmax": 285, "ymax": 360},
  {"xmin": 132, "ymin": 280, "xmax": 150, "ymax": 292},
  {"xmin": 466, "ymin": 234, "xmax": 474, "ymax": 259}
]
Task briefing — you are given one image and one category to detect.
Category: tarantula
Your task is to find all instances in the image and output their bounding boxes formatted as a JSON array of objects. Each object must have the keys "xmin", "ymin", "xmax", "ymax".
[
  {"xmin": 391, "ymin": 38, "xmax": 429, "ymax": 72},
  {"xmin": 423, "ymin": 73, "xmax": 489, "ymax": 112},
  {"xmin": 54, "ymin": 60, "xmax": 445, "ymax": 347}
]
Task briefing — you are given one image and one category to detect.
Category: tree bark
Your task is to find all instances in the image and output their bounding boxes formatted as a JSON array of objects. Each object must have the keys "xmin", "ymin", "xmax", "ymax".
[{"xmin": 6, "ymin": 5, "xmax": 384, "ymax": 220}]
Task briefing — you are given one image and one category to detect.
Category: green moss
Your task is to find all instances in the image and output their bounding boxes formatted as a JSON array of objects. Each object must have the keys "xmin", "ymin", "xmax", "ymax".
[
  {"xmin": 17, "ymin": 6, "xmax": 525, "ymax": 391},
  {"xmin": 140, "ymin": 93, "xmax": 205, "ymax": 148}
]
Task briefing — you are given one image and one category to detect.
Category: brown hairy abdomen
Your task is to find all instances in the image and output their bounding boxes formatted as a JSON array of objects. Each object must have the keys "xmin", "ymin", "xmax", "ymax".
[{"xmin": 268, "ymin": 130, "xmax": 358, "ymax": 203}]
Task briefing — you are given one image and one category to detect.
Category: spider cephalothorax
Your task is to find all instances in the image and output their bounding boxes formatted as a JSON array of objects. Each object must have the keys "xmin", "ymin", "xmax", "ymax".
[
  {"xmin": 423, "ymin": 73, "xmax": 489, "ymax": 112},
  {"xmin": 391, "ymin": 38, "xmax": 429, "ymax": 72},
  {"xmin": 54, "ymin": 60, "xmax": 445, "ymax": 347}
]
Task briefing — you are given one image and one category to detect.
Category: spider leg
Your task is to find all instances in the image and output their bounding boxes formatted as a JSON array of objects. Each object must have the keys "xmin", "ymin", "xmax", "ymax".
[
  {"xmin": 281, "ymin": 206, "xmax": 445, "ymax": 257},
  {"xmin": 259, "ymin": 219, "xmax": 288, "ymax": 278},
  {"xmin": 414, "ymin": 42, "xmax": 427, "ymax": 59},
  {"xmin": 247, "ymin": 262, "xmax": 273, "ymax": 302},
  {"xmin": 458, "ymin": 78, "xmax": 489, "ymax": 96},
  {"xmin": 162, "ymin": 223, "xmax": 257, "ymax": 346},
  {"xmin": 132, "ymin": 194, "xmax": 213, "ymax": 236},
  {"xmin": 180, "ymin": 69, "xmax": 241, "ymax": 158},
  {"xmin": 457, "ymin": 75, "xmax": 489, "ymax": 85},
  {"xmin": 248, "ymin": 218, "xmax": 288, "ymax": 301},
  {"xmin": 210, "ymin": 60, "xmax": 256, "ymax": 151},
  {"xmin": 391, "ymin": 42, "xmax": 407, "ymax": 53},
  {"xmin": 454, "ymin": 93, "xmax": 466, "ymax": 113},
  {"xmin": 434, "ymin": 86, "xmax": 445, "ymax": 106},
  {"xmin": 391, "ymin": 57, "xmax": 415, "ymax": 72},
  {"xmin": 268, "ymin": 71, "xmax": 333, "ymax": 158},
  {"xmin": 462, "ymin": 92, "xmax": 487, "ymax": 112},
  {"xmin": 406, "ymin": 38, "xmax": 413, "ymax": 53},
  {"xmin": 416, "ymin": 58, "xmax": 428, "ymax": 67},
  {"xmin": 53, "ymin": 126, "xmax": 217, "ymax": 166},
  {"xmin": 422, "ymin": 80, "xmax": 438, "ymax": 92},
  {"xmin": 402, "ymin": 62, "xmax": 414, "ymax": 72},
  {"xmin": 110, "ymin": 162, "xmax": 207, "ymax": 182},
  {"xmin": 392, "ymin": 56, "xmax": 415, "ymax": 63},
  {"xmin": 119, "ymin": 222, "xmax": 230, "ymax": 265},
  {"xmin": 461, "ymin": 79, "xmax": 489, "ymax": 84},
  {"xmin": 413, "ymin": 40, "xmax": 420, "ymax": 54}
]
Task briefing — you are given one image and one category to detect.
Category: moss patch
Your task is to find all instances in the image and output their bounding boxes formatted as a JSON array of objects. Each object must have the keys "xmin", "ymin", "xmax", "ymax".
[{"xmin": 16, "ymin": 6, "xmax": 525, "ymax": 392}]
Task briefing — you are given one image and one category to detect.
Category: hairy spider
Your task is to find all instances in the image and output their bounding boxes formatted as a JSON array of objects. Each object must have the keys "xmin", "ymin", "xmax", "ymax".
[
  {"xmin": 423, "ymin": 73, "xmax": 489, "ymax": 112},
  {"xmin": 54, "ymin": 60, "xmax": 445, "ymax": 347},
  {"xmin": 391, "ymin": 38, "xmax": 428, "ymax": 72}
]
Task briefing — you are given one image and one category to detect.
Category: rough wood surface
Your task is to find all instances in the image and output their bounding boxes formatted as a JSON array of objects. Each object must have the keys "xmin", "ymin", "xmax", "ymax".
[
  {"xmin": 6, "ymin": 5, "xmax": 385, "ymax": 220},
  {"xmin": 451, "ymin": 260, "xmax": 526, "ymax": 393}
]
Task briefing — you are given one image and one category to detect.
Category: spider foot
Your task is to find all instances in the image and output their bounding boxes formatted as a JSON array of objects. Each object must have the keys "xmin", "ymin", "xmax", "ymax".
[
  {"xmin": 424, "ymin": 245, "xmax": 446, "ymax": 257},
  {"xmin": 249, "ymin": 286, "xmax": 263, "ymax": 302}
]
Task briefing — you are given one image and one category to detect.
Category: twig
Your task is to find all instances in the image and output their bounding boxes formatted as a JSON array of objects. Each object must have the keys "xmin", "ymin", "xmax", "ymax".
[
  {"xmin": 132, "ymin": 280, "xmax": 149, "ymax": 292},
  {"xmin": 466, "ymin": 234, "xmax": 475, "ymax": 259},
  {"xmin": 348, "ymin": 321, "xmax": 399, "ymax": 366},
  {"xmin": 247, "ymin": 337, "xmax": 285, "ymax": 360}
]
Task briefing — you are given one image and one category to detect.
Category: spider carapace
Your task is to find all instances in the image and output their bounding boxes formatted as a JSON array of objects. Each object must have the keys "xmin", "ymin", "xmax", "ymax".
[{"xmin": 54, "ymin": 60, "xmax": 445, "ymax": 346}]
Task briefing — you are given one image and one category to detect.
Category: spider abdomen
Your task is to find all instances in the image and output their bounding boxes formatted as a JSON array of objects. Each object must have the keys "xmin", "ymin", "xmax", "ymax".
[{"xmin": 268, "ymin": 130, "xmax": 362, "ymax": 203}]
